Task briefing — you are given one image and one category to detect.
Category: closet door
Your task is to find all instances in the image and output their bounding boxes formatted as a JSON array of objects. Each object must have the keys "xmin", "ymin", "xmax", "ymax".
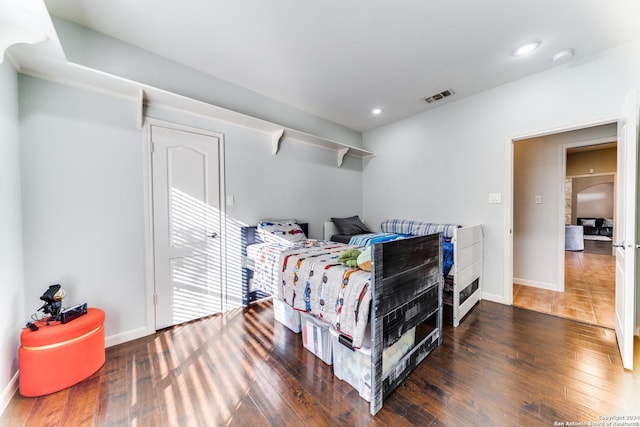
[{"xmin": 151, "ymin": 124, "xmax": 224, "ymax": 329}]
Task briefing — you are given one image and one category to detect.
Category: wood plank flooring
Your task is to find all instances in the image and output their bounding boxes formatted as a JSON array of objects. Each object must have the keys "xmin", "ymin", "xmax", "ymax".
[
  {"xmin": 583, "ymin": 239, "xmax": 613, "ymax": 256},
  {"xmin": 2, "ymin": 300, "xmax": 639, "ymax": 426},
  {"xmin": 514, "ymin": 251, "xmax": 615, "ymax": 328}
]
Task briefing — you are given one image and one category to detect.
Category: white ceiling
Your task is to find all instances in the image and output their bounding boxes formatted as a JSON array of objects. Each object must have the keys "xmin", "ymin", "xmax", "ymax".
[{"xmin": 44, "ymin": 0, "xmax": 640, "ymax": 132}]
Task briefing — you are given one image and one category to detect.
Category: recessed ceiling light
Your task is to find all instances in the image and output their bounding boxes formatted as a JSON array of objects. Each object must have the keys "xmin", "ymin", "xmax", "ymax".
[
  {"xmin": 513, "ymin": 41, "xmax": 541, "ymax": 57},
  {"xmin": 552, "ymin": 48, "xmax": 575, "ymax": 63},
  {"xmin": 372, "ymin": 108, "xmax": 382, "ymax": 115}
]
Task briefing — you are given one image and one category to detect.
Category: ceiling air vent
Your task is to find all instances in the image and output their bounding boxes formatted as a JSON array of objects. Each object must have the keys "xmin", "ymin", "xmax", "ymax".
[{"xmin": 424, "ymin": 89, "xmax": 455, "ymax": 104}]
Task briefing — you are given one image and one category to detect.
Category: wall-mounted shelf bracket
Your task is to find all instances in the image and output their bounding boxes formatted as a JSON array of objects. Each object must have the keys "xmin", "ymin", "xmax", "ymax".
[
  {"xmin": 271, "ymin": 128, "xmax": 285, "ymax": 155},
  {"xmin": 337, "ymin": 147, "xmax": 349, "ymax": 167},
  {"xmin": 136, "ymin": 88, "xmax": 146, "ymax": 129},
  {"xmin": 12, "ymin": 45, "xmax": 376, "ymax": 166}
]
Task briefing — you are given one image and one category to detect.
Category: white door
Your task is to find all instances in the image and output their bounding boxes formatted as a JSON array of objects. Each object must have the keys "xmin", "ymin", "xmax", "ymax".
[
  {"xmin": 151, "ymin": 124, "xmax": 224, "ymax": 329},
  {"xmin": 614, "ymin": 90, "xmax": 637, "ymax": 370}
]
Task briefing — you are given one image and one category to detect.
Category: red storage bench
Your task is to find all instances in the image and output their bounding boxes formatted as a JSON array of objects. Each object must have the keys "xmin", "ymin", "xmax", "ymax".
[{"xmin": 19, "ymin": 308, "xmax": 106, "ymax": 397}]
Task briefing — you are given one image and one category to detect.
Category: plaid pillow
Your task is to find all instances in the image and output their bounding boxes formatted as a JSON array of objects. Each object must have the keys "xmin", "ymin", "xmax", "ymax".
[{"xmin": 381, "ymin": 219, "xmax": 460, "ymax": 239}]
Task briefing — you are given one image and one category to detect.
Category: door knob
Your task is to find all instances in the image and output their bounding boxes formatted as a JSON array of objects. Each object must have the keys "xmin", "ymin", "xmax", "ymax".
[{"xmin": 207, "ymin": 232, "xmax": 218, "ymax": 239}]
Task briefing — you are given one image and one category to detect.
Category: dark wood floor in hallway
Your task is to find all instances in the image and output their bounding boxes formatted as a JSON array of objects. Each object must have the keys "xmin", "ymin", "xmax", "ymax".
[{"xmin": 2, "ymin": 300, "xmax": 639, "ymax": 426}]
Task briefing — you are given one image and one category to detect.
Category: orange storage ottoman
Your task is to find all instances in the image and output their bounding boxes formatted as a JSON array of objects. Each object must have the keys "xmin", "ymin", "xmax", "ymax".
[{"xmin": 19, "ymin": 308, "xmax": 106, "ymax": 397}]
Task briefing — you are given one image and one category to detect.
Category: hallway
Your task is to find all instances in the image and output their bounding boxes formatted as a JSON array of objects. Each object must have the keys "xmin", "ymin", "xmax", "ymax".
[{"xmin": 513, "ymin": 251, "xmax": 615, "ymax": 329}]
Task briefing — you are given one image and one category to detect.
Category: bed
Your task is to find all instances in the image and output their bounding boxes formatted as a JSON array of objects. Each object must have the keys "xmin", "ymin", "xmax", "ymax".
[
  {"xmin": 325, "ymin": 218, "xmax": 483, "ymax": 327},
  {"xmin": 241, "ymin": 220, "xmax": 443, "ymax": 415},
  {"xmin": 241, "ymin": 222, "xmax": 310, "ymax": 305}
]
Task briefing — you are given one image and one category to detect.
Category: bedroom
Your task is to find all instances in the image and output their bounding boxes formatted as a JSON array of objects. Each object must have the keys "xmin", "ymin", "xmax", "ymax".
[{"xmin": 2, "ymin": 0, "xmax": 640, "ymax": 424}]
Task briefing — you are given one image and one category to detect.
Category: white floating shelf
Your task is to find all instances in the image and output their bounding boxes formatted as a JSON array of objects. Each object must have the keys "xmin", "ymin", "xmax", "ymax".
[
  {"xmin": 282, "ymin": 128, "xmax": 374, "ymax": 166},
  {"xmin": 11, "ymin": 50, "xmax": 374, "ymax": 167}
]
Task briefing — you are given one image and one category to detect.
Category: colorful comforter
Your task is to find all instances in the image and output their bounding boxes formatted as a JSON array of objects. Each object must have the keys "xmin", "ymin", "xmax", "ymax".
[
  {"xmin": 347, "ymin": 232, "xmax": 409, "ymax": 247},
  {"xmin": 251, "ymin": 240, "xmax": 372, "ymax": 348},
  {"xmin": 348, "ymin": 231, "xmax": 455, "ymax": 277}
]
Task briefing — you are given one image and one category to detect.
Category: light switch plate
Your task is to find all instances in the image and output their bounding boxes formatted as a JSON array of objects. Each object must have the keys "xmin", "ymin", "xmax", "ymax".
[
  {"xmin": 534, "ymin": 195, "xmax": 542, "ymax": 204},
  {"xmin": 226, "ymin": 194, "xmax": 235, "ymax": 206},
  {"xmin": 488, "ymin": 193, "xmax": 502, "ymax": 204}
]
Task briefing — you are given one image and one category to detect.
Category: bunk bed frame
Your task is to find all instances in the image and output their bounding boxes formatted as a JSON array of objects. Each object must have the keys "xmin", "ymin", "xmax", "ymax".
[
  {"xmin": 368, "ymin": 233, "xmax": 443, "ymax": 415},
  {"xmin": 324, "ymin": 221, "xmax": 483, "ymax": 327},
  {"xmin": 449, "ymin": 225, "xmax": 483, "ymax": 327},
  {"xmin": 240, "ymin": 226, "xmax": 443, "ymax": 415},
  {"xmin": 241, "ymin": 223, "xmax": 310, "ymax": 305}
]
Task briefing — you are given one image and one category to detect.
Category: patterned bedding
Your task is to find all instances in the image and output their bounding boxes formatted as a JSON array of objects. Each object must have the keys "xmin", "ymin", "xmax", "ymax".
[
  {"xmin": 251, "ymin": 240, "xmax": 372, "ymax": 348},
  {"xmin": 250, "ymin": 218, "xmax": 461, "ymax": 347},
  {"xmin": 347, "ymin": 231, "xmax": 455, "ymax": 277},
  {"xmin": 347, "ymin": 232, "xmax": 409, "ymax": 247}
]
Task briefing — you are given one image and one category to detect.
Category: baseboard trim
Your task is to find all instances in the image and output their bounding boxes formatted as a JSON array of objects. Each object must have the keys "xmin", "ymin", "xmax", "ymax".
[
  {"xmin": 105, "ymin": 326, "xmax": 153, "ymax": 348},
  {"xmin": 513, "ymin": 278, "xmax": 558, "ymax": 291},
  {"xmin": 481, "ymin": 292, "xmax": 505, "ymax": 304},
  {"xmin": 0, "ymin": 371, "xmax": 19, "ymax": 417}
]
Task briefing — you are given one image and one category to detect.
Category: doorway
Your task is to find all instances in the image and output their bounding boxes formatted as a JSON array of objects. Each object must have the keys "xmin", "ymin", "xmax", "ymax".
[
  {"xmin": 569, "ymin": 173, "xmax": 615, "ymax": 256},
  {"xmin": 512, "ymin": 130, "xmax": 617, "ymax": 328},
  {"xmin": 506, "ymin": 93, "xmax": 637, "ymax": 371}
]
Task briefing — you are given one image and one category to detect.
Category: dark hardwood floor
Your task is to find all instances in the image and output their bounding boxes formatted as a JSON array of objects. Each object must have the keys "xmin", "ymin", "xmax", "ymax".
[{"xmin": 2, "ymin": 300, "xmax": 639, "ymax": 426}]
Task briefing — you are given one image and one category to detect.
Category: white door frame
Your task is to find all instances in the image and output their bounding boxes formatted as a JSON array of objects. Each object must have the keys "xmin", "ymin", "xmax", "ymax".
[
  {"xmin": 560, "ymin": 137, "xmax": 618, "ymax": 292},
  {"xmin": 504, "ymin": 117, "xmax": 618, "ymax": 306},
  {"xmin": 142, "ymin": 118, "xmax": 226, "ymax": 332}
]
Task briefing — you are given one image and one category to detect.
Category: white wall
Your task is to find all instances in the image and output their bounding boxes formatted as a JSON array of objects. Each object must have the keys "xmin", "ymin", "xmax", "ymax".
[
  {"xmin": 0, "ymin": 61, "xmax": 25, "ymax": 411},
  {"xmin": 19, "ymin": 75, "xmax": 147, "ymax": 341},
  {"xmin": 513, "ymin": 125, "xmax": 616, "ymax": 288},
  {"xmin": 572, "ymin": 176, "xmax": 615, "ymax": 222},
  {"xmin": 576, "ymin": 182, "xmax": 614, "ymax": 218},
  {"xmin": 363, "ymin": 38, "xmax": 640, "ymax": 304},
  {"xmin": 51, "ymin": 17, "xmax": 363, "ymax": 149},
  {"xmin": 17, "ymin": 74, "xmax": 365, "ymax": 340}
]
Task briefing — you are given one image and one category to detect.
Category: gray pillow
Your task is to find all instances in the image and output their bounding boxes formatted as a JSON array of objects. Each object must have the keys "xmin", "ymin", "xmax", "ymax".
[{"xmin": 331, "ymin": 216, "xmax": 371, "ymax": 235}]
